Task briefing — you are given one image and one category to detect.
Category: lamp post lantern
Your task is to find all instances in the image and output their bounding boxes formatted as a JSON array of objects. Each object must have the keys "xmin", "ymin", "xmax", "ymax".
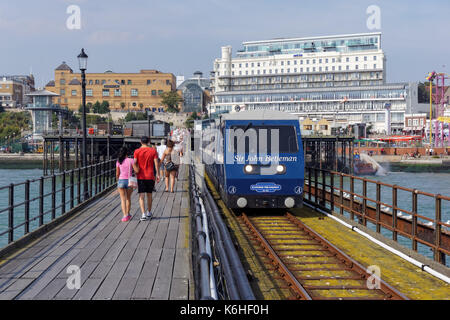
[{"xmin": 78, "ymin": 48, "xmax": 89, "ymax": 200}]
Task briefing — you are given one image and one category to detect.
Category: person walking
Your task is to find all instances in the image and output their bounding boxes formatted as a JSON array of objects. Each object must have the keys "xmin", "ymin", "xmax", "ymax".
[
  {"xmin": 133, "ymin": 136, "xmax": 160, "ymax": 221},
  {"xmin": 116, "ymin": 147, "xmax": 135, "ymax": 222},
  {"xmin": 160, "ymin": 140, "xmax": 181, "ymax": 193},
  {"xmin": 157, "ymin": 138, "xmax": 167, "ymax": 181}
]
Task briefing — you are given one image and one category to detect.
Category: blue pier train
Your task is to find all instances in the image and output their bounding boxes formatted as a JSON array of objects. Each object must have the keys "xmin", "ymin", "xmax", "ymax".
[{"xmin": 201, "ymin": 110, "xmax": 304, "ymax": 209}]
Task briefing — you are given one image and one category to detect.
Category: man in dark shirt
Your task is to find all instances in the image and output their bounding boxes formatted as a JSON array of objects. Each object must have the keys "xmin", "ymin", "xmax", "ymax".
[{"xmin": 133, "ymin": 136, "xmax": 160, "ymax": 221}]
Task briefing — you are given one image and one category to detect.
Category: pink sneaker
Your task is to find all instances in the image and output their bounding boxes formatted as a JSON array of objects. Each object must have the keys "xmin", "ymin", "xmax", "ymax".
[{"xmin": 121, "ymin": 214, "xmax": 131, "ymax": 222}]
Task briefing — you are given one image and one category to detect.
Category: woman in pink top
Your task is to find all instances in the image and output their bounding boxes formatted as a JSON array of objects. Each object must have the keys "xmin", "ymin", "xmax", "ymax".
[{"xmin": 115, "ymin": 147, "xmax": 135, "ymax": 222}]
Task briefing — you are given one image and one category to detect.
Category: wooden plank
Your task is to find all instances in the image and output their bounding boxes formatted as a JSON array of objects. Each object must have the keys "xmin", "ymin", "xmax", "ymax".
[
  {"xmin": 150, "ymin": 248, "xmax": 176, "ymax": 300},
  {"xmin": 169, "ymin": 278, "xmax": 189, "ymax": 300},
  {"xmin": 0, "ymin": 279, "xmax": 34, "ymax": 300}
]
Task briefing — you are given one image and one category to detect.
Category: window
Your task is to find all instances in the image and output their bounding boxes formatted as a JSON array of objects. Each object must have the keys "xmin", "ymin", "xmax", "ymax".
[
  {"xmin": 88, "ymin": 80, "xmax": 93, "ymax": 85},
  {"xmin": 128, "ymin": 80, "xmax": 132, "ymax": 85},
  {"xmin": 319, "ymin": 59, "xmax": 322, "ymax": 63},
  {"xmin": 287, "ymin": 61, "xmax": 290, "ymax": 65},
  {"xmin": 346, "ymin": 57, "xmax": 350, "ymax": 62},
  {"xmin": 355, "ymin": 65, "xmax": 359, "ymax": 70},
  {"xmin": 102, "ymin": 80, "xmax": 106, "ymax": 84},
  {"xmin": 373, "ymin": 56, "xmax": 377, "ymax": 60},
  {"xmin": 131, "ymin": 89, "xmax": 138, "ymax": 96},
  {"xmin": 95, "ymin": 80, "xmax": 100, "ymax": 85},
  {"xmin": 355, "ymin": 57, "xmax": 359, "ymax": 62},
  {"xmin": 102, "ymin": 89, "xmax": 110, "ymax": 97},
  {"xmin": 147, "ymin": 80, "xmax": 151, "ymax": 85},
  {"xmin": 86, "ymin": 89, "xmax": 93, "ymax": 96},
  {"xmin": 114, "ymin": 89, "xmax": 121, "ymax": 96},
  {"xmin": 60, "ymin": 79, "xmax": 66, "ymax": 85},
  {"xmin": 60, "ymin": 89, "xmax": 65, "ymax": 95},
  {"xmin": 151, "ymin": 90, "xmax": 157, "ymax": 95},
  {"xmin": 306, "ymin": 60, "xmax": 309, "ymax": 64},
  {"xmin": 374, "ymin": 64, "xmax": 377, "ymax": 69},
  {"xmin": 71, "ymin": 90, "xmax": 77, "ymax": 96},
  {"xmin": 281, "ymin": 61, "xmax": 284, "ymax": 66},
  {"xmin": 364, "ymin": 56, "xmax": 368, "ymax": 61},
  {"xmin": 408, "ymin": 119, "xmax": 412, "ymax": 126},
  {"xmin": 413, "ymin": 119, "xmax": 419, "ymax": 126},
  {"xmin": 346, "ymin": 65, "xmax": 350, "ymax": 70},
  {"xmin": 158, "ymin": 90, "xmax": 164, "ymax": 95},
  {"xmin": 121, "ymin": 80, "xmax": 125, "ymax": 85},
  {"xmin": 313, "ymin": 59, "xmax": 316, "ymax": 64},
  {"xmin": 166, "ymin": 80, "xmax": 170, "ymax": 85}
]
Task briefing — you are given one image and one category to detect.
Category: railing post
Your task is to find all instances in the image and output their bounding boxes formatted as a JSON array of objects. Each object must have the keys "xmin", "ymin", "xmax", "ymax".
[
  {"xmin": 94, "ymin": 162, "xmax": 98, "ymax": 195},
  {"xmin": 362, "ymin": 179, "xmax": 367, "ymax": 226},
  {"xmin": 321, "ymin": 169, "xmax": 326, "ymax": 207},
  {"xmin": 70, "ymin": 169, "xmax": 74, "ymax": 209},
  {"xmin": 25, "ymin": 180, "xmax": 30, "ymax": 235},
  {"xmin": 39, "ymin": 176, "xmax": 44, "ymax": 226},
  {"xmin": 330, "ymin": 172, "xmax": 334, "ymax": 212},
  {"xmin": 61, "ymin": 171, "xmax": 66, "ymax": 215},
  {"xmin": 392, "ymin": 185, "xmax": 398, "ymax": 242},
  {"xmin": 350, "ymin": 176, "xmax": 355, "ymax": 221},
  {"xmin": 314, "ymin": 167, "xmax": 318, "ymax": 205},
  {"xmin": 412, "ymin": 189, "xmax": 418, "ymax": 251},
  {"xmin": 51, "ymin": 175, "xmax": 56, "ymax": 220},
  {"xmin": 434, "ymin": 195, "xmax": 443, "ymax": 263},
  {"xmin": 339, "ymin": 173, "xmax": 344, "ymax": 215},
  {"xmin": 8, "ymin": 184, "xmax": 14, "ymax": 243},
  {"xmin": 308, "ymin": 167, "xmax": 312, "ymax": 201},
  {"xmin": 376, "ymin": 181, "xmax": 381, "ymax": 233},
  {"xmin": 89, "ymin": 164, "xmax": 93, "ymax": 198},
  {"xmin": 77, "ymin": 167, "xmax": 81, "ymax": 205},
  {"xmin": 102, "ymin": 161, "xmax": 106, "ymax": 190}
]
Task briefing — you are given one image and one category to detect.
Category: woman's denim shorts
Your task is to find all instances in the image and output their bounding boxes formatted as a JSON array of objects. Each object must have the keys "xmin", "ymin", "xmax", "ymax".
[{"xmin": 117, "ymin": 179, "xmax": 129, "ymax": 189}]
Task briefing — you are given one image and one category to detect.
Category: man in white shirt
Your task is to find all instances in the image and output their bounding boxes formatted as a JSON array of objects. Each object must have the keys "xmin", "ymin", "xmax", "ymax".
[{"xmin": 157, "ymin": 139, "xmax": 167, "ymax": 181}]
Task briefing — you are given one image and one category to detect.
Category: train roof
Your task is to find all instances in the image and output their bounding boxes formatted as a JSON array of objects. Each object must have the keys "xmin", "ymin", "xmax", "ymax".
[{"xmin": 221, "ymin": 110, "xmax": 299, "ymax": 121}]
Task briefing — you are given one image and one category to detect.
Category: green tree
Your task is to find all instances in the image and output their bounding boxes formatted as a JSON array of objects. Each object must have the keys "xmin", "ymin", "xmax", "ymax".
[
  {"xmin": 79, "ymin": 104, "xmax": 90, "ymax": 113},
  {"xmin": 124, "ymin": 112, "xmax": 148, "ymax": 122},
  {"xmin": 99, "ymin": 101, "xmax": 110, "ymax": 114},
  {"xmin": 92, "ymin": 101, "xmax": 101, "ymax": 113},
  {"xmin": 160, "ymin": 91, "xmax": 182, "ymax": 113},
  {"xmin": 185, "ymin": 111, "xmax": 200, "ymax": 129}
]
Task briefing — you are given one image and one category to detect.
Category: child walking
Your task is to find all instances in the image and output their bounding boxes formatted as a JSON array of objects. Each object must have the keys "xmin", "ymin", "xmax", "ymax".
[{"xmin": 116, "ymin": 147, "xmax": 135, "ymax": 222}]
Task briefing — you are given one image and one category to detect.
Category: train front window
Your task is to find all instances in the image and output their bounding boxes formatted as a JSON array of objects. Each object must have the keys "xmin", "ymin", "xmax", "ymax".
[{"xmin": 229, "ymin": 125, "xmax": 299, "ymax": 154}]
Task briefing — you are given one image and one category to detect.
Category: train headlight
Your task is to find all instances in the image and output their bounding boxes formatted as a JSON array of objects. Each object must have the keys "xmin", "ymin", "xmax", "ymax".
[
  {"xmin": 237, "ymin": 197, "xmax": 247, "ymax": 208},
  {"xmin": 244, "ymin": 164, "xmax": 254, "ymax": 173},
  {"xmin": 284, "ymin": 197, "xmax": 295, "ymax": 208},
  {"xmin": 276, "ymin": 164, "xmax": 286, "ymax": 174}
]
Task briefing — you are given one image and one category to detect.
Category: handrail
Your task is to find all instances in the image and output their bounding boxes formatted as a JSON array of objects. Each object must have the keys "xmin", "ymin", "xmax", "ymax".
[
  {"xmin": 0, "ymin": 159, "xmax": 116, "ymax": 249},
  {"xmin": 304, "ymin": 166, "xmax": 450, "ymax": 265}
]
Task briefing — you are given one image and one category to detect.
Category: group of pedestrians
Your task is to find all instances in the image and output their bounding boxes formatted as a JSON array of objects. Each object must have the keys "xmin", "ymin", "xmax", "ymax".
[{"xmin": 115, "ymin": 136, "xmax": 182, "ymax": 222}]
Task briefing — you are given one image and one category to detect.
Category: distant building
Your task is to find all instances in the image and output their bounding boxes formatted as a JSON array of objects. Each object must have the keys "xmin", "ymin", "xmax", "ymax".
[
  {"xmin": 210, "ymin": 32, "xmax": 418, "ymax": 134},
  {"xmin": 177, "ymin": 71, "xmax": 211, "ymax": 113},
  {"xmin": 45, "ymin": 62, "xmax": 176, "ymax": 112},
  {"xmin": 26, "ymin": 89, "xmax": 68, "ymax": 140},
  {"xmin": 0, "ymin": 74, "xmax": 35, "ymax": 108}
]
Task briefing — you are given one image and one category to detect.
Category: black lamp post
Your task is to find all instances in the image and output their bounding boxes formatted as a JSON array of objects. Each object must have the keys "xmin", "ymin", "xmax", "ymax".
[{"xmin": 78, "ymin": 48, "xmax": 89, "ymax": 200}]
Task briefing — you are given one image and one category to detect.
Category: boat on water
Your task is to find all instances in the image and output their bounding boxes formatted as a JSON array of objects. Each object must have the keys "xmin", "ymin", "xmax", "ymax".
[{"xmin": 354, "ymin": 159, "xmax": 377, "ymax": 175}]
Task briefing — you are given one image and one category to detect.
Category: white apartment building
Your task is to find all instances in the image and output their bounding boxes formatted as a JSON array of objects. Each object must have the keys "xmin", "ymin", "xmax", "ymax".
[{"xmin": 210, "ymin": 33, "xmax": 418, "ymax": 134}]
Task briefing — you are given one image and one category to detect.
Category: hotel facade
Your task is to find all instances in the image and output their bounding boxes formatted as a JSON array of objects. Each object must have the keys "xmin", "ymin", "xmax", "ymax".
[
  {"xmin": 45, "ymin": 62, "xmax": 176, "ymax": 112},
  {"xmin": 210, "ymin": 32, "xmax": 418, "ymax": 134}
]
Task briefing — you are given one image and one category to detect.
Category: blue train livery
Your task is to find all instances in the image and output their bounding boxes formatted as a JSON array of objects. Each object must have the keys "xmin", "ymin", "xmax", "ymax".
[{"xmin": 202, "ymin": 110, "xmax": 304, "ymax": 209}]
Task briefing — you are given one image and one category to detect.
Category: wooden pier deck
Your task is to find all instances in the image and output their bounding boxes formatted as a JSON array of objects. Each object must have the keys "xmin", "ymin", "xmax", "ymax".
[{"xmin": 0, "ymin": 165, "xmax": 193, "ymax": 300}]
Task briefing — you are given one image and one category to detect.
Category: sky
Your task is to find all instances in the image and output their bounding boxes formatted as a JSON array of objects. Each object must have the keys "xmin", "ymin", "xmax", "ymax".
[{"xmin": 1, "ymin": 0, "xmax": 449, "ymax": 88}]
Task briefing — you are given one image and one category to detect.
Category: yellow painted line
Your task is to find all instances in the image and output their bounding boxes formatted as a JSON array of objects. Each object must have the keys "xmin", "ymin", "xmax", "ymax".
[{"xmin": 291, "ymin": 207, "xmax": 450, "ymax": 300}]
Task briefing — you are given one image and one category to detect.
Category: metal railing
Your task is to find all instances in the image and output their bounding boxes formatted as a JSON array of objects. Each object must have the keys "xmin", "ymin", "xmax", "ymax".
[
  {"xmin": 304, "ymin": 167, "xmax": 450, "ymax": 265},
  {"xmin": 0, "ymin": 159, "xmax": 116, "ymax": 249}
]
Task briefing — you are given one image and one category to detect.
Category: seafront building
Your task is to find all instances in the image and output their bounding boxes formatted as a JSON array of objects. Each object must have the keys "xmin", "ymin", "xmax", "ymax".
[
  {"xmin": 45, "ymin": 62, "xmax": 176, "ymax": 112},
  {"xmin": 210, "ymin": 32, "xmax": 418, "ymax": 134},
  {"xmin": 0, "ymin": 74, "xmax": 35, "ymax": 108},
  {"xmin": 177, "ymin": 71, "xmax": 212, "ymax": 113}
]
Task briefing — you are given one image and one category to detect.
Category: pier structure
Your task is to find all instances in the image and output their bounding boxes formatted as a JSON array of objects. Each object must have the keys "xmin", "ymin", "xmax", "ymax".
[{"xmin": 0, "ymin": 140, "xmax": 448, "ymax": 300}]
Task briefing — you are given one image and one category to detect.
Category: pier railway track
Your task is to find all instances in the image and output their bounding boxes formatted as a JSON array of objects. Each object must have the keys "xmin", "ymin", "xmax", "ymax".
[{"xmin": 238, "ymin": 212, "xmax": 409, "ymax": 300}]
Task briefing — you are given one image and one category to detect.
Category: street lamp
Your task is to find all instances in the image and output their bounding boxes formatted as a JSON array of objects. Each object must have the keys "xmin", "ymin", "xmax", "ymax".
[{"xmin": 78, "ymin": 48, "xmax": 89, "ymax": 200}]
